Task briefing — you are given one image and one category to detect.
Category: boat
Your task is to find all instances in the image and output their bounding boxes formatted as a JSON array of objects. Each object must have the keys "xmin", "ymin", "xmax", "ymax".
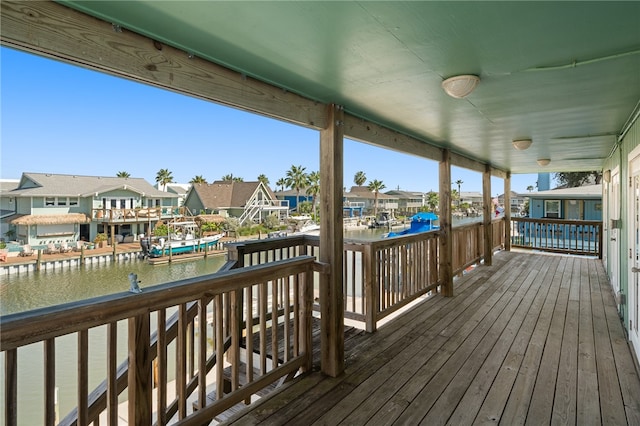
[
  {"xmin": 285, "ymin": 215, "xmax": 320, "ymax": 235},
  {"xmin": 268, "ymin": 215, "xmax": 320, "ymax": 238},
  {"xmin": 148, "ymin": 221, "xmax": 224, "ymax": 257},
  {"xmin": 386, "ymin": 212, "xmax": 439, "ymax": 237},
  {"xmin": 369, "ymin": 211, "xmax": 399, "ymax": 228}
]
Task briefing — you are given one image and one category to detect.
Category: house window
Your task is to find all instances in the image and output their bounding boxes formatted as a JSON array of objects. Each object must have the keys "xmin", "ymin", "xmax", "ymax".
[
  {"xmin": 45, "ymin": 197, "xmax": 55, "ymax": 206},
  {"xmin": 57, "ymin": 197, "xmax": 67, "ymax": 206},
  {"xmin": 69, "ymin": 197, "xmax": 79, "ymax": 206},
  {"xmin": 544, "ymin": 200, "xmax": 560, "ymax": 218}
]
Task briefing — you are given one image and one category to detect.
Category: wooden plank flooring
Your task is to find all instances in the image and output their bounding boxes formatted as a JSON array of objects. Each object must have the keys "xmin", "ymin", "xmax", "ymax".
[{"xmin": 225, "ymin": 252, "xmax": 640, "ymax": 425}]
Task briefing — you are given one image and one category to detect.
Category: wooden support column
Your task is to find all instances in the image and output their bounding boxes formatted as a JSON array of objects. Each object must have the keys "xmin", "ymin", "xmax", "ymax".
[
  {"xmin": 319, "ymin": 104, "xmax": 344, "ymax": 377},
  {"xmin": 110, "ymin": 224, "xmax": 116, "ymax": 248},
  {"xmin": 128, "ymin": 313, "xmax": 151, "ymax": 425},
  {"xmin": 439, "ymin": 149, "xmax": 453, "ymax": 297},
  {"xmin": 483, "ymin": 165, "xmax": 493, "ymax": 266},
  {"xmin": 504, "ymin": 172, "xmax": 512, "ymax": 251}
]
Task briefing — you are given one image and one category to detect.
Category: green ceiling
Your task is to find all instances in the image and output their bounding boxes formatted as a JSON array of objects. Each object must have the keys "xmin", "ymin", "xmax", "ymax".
[{"xmin": 59, "ymin": 1, "xmax": 640, "ymax": 174}]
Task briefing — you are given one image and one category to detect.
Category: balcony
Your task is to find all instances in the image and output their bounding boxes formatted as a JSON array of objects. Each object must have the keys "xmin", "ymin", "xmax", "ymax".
[
  {"xmin": 91, "ymin": 207, "xmax": 182, "ymax": 223},
  {"xmin": 2, "ymin": 217, "xmax": 625, "ymax": 425},
  {"xmin": 228, "ymin": 252, "xmax": 640, "ymax": 425}
]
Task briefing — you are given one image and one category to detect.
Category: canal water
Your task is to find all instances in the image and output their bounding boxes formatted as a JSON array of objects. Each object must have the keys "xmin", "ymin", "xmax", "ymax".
[{"xmin": 0, "ymin": 255, "xmax": 227, "ymax": 316}]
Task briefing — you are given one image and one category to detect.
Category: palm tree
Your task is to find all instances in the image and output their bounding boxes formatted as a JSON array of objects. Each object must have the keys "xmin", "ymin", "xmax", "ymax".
[
  {"xmin": 257, "ymin": 174, "xmax": 270, "ymax": 186},
  {"xmin": 354, "ymin": 171, "xmax": 367, "ymax": 187},
  {"xmin": 306, "ymin": 171, "xmax": 320, "ymax": 215},
  {"xmin": 454, "ymin": 179, "xmax": 463, "ymax": 207},
  {"xmin": 426, "ymin": 191, "xmax": 439, "ymax": 212},
  {"xmin": 155, "ymin": 168, "xmax": 174, "ymax": 191},
  {"xmin": 285, "ymin": 165, "xmax": 308, "ymax": 212},
  {"xmin": 276, "ymin": 178, "xmax": 286, "ymax": 192},
  {"xmin": 116, "ymin": 171, "xmax": 130, "ymax": 178},
  {"xmin": 190, "ymin": 175, "xmax": 207, "ymax": 184},
  {"xmin": 527, "ymin": 185, "xmax": 534, "ymax": 192},
  {"xmin": 367, "ymin": 179, "xmax": 386, "ymax": 216},
  {"xmin": 451, "ymin": 189, "xmax": 460, "ymax": 207},
  {"xmin": 221, "ymin": 174, "xmax": 243, "ymax": 182}
]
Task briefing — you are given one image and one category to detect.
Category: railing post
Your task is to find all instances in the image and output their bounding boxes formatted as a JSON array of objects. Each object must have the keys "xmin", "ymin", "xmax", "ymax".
[
  {"xmin": 299, "ymin": 265, "xmax": 314, "ymax": 372},
  {"xmin": 504, "ymin": 172, "xmax": 511, "ymax": 251},
  {"xmin": 230, "ymin": 290, "xmax": 241, "ymax": 391},
  {"xmin": 319, "ymin": 103, "xmax": 345, "ymax": 376},
  {"xmin": 482, "ymin": 164, "xmax": 493, "ymax": 266},
  {"xmin": 364, "ymin": 244, "xmax": 378, "ymax": 333},
  {"xmin": 439, "ymin": 149, "xmax": 453, "ymax": 296},
  {"xmin": 5, "ymin": 348, "xmax": 17, "ymax": 426},
  {"xmin": 128, "ymin": 312, "xmax": 151, "ymax": 425},
  {"xmin": 227, "ymin": 243, "xmax": 245, "ymax": 269},
  {"xmin": 598, "ymin": 222, "xmax": 603, "ymax": 259}
]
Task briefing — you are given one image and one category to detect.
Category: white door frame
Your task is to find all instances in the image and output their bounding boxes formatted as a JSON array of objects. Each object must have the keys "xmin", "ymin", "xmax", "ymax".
[
  {"xmin": 628, "ymin": 146, "xmax": 640, "ymax": 352},
  {"xmin": 609, "ymin": 167, "xmax": 620, "ymax": 294}
]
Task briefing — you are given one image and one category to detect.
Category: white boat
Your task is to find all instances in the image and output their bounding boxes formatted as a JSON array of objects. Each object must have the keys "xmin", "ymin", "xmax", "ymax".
[
  {"xmin": 369, "ymin": 211, "xmax": 399, "ymax": 228},
  {"xmin": 149, "ymin": 221, "xmax": 224, "ymax": 257},
  {"xmin": 266, "ymin": 215, "xmax": 320, "ymax": 238},
  {"xmin": 287, "ymin": 215, "xmax": 320, "ymax": 234}
]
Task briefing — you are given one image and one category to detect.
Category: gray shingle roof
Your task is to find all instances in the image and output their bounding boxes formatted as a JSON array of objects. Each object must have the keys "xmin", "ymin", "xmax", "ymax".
[
  {"xmin": 9, "ymin": 173, "xmax": 173, "ymax": 198},
  {"xmin": 0, "ymin": 180, "xmax": 20, "ymax": 193}
]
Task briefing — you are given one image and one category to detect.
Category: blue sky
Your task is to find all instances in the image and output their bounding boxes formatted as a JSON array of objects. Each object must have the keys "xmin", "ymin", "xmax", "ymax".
[{"xmin": 1, "ymin": 47, "xmax": 539, "ymax": 195}]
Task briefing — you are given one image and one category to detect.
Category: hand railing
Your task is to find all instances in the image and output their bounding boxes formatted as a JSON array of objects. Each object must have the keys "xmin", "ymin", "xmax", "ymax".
[
  {"xmin": 1, "ymin": 257, "xmax": 314, "ymax": 425},
  {"xmin": 509, "ymin": 217, "xmax": 602, "ymax": 257}
]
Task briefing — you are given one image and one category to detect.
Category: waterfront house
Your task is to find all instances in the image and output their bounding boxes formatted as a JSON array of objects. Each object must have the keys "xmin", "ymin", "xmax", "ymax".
[
  {"xmin": 162, "ymin": 183, "xmax": 191, "ymax": 207},
  {"xmin": 275, "ymin": 188, "xmax": 313, "ymax": 212},
  {"xmin": 498, "ymin": 190, "xmax": 528, "ymax": 216},
  {"xmin": 459, "ymin": 191, "xmax": 483, "ymax": 208},
  {"xmin": 344, "ymin": 186, "xmax": 399, "ymax": 215},
  {"xmin": 184, "ymin": 181, "xmax": 288, "ymax": 225},
  {"xmin": 4, "ymin": 172, "xmax": 179, "ymax": 247},
  {"xmin": 0, "ymin": 179, "xmax": 19, "ymax": 239},
  {"xmin": 384, "ymin": 190, "xmax": 424, "ymax": 215},
  {"xmin": 2, "ymin": 2, "xmax": 639, "ymax": 425}
]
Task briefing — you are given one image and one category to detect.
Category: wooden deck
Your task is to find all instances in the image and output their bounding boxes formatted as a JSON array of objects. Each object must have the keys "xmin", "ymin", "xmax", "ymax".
[{"xmin": 226, "ymin": 251, "xmax": 640, "ymax": 425}]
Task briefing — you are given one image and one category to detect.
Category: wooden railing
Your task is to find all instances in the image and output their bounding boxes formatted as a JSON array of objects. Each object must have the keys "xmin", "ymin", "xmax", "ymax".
[
  {"xmin": 509, "ymin": 217, "xmax": 602, "ymax": 258},
  {"xmin": 91, "ymin": 207, "xmax": 182, "ymax": 222},
  {"xmin": 450, "ymin": 219, "xmax": 505, "ymax": 276},
  {"xmin": 452, "ymin": 222, "xmax": 483, "ymax": 276},
  {"xmin": 492, "ymin": 218, "xmax": 506, "ymax": 252},
  {"xmin": 364, "ymin": 231, "xmax": 441, "ymax": 330},
  {"xmin": 226, "ymin": 230, "xmax": 444, "ymax": 332},
  {"xmin": 1, "ymin": 257, "xmax": 314, "ymax": 425}
]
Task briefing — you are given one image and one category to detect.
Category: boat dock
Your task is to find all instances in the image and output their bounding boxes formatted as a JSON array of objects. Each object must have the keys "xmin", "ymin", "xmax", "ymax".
[
  {"xmin": 147, "ymin": 250, "xmax": 225, "ymax": 265},
  {"xmin": 0, "ymin": 241, "xmax": 229, "ymax": 275}
]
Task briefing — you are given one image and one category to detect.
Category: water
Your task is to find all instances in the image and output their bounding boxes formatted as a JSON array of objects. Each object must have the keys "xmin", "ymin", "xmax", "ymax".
[{"xmin": 0, "ymin": 255, "xmax": 227, "ymax": 316}]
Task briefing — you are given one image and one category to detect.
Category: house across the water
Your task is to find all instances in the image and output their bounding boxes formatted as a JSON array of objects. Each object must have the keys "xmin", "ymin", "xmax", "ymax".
[
  {"xmin": 4, "ymin": 172, "xmax": 180, "ymax": 247},
  {"xmin": 184, "ymin": 181, "xmax": 289, "ymax": 226}
]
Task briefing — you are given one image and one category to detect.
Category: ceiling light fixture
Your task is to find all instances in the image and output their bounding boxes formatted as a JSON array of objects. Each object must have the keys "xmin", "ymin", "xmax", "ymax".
[
  {"xmin": 512, "ymin": 139, "xmax": 533, "ymax": 150},
  {"xmin": 537, "ymin": 158, "xmax": 551, "ymax": 166},
  {"xmin": 441, "ymin": 75, "xmax": 480, "ymax": 99}
]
